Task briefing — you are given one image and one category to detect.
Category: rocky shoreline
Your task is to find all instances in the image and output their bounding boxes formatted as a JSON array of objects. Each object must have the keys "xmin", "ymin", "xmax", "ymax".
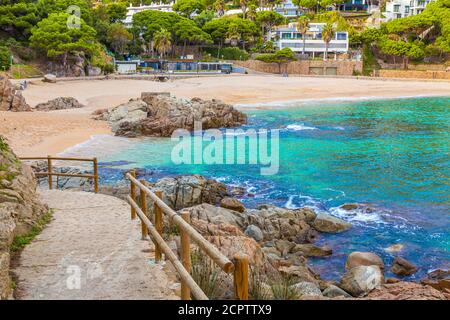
[
  {"xmin": 29, "ymin": 166, "xmax": 449, "ymax": 300},
  {"xmin": 93, "ymin": 92, "xmax": 247, "ymax": 138}
]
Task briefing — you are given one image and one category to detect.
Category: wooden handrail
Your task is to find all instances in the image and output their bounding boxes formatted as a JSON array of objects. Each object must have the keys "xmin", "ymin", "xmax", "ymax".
[
  {"xmin": 126, "ymin": 171, "xmax": 249, "ymax": 300},
  {"xmin": 19, "ymin": 156, "xmax": 99, "ymax": 193},
  {"xmin": 126, "ymin": 172, "xmax": 234, "ymax": 273}
]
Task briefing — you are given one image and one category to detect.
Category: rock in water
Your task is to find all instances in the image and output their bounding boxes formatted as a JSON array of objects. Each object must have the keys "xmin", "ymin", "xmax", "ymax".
[
  {"xmin": 0, "ymin": 76, "xmax": 31, "ymax": 112},
  {"xmin": 106, "ymin": 94, "xmax": 247, "ymax": 137},
  {"xmin": 346, "ymin": 252, "xmax": 385, "ymax": 270},
  {"xmin": 339, "ymin": 265, "xmax": 384, "ymax": 297},
  {"xmin": 312, "ymin": 212, "xmax": 351, "ymax": 233},
  {"xmin": 220, "ymin": 197, "xmax": 245, "ymax": 213},
  {"xmin": 0, "ymin": 135, "xmax": 48, "ymax": 299},
  {"xmin": 391, "ymin": 257, "xmax": 417, "ymax": 276},
  {"xmin": 244, "ymin": 225, "xmax": 264, "ymax": 242},
  {"xmin": 34, "ymin": 97, "xmax": 85, "ymax": 111},
  {"xmin": 291, "ymin": 243, "xmax": 332, "ymax": 257},
  {"xmin": 322, "ymin": 285, "xmax": 352, "ymax": 298},
  {"xmin": 291, "ymin": 281, "xmax": 323, "ymax": 297}
]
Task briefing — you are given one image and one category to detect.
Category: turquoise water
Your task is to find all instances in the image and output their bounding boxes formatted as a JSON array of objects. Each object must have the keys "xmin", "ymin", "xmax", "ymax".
[{"xmin": 97, "ymin": 97, "xmax": 450, "ymax": 280}]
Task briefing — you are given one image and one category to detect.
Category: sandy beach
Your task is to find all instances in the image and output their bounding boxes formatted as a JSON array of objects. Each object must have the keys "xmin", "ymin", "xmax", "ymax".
[{"xmin": 1, "ymin": 74, "xmax": 449, "ymax": 156}]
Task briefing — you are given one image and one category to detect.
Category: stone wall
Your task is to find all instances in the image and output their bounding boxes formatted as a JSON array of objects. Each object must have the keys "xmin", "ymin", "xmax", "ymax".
[
  {"xmin": 0, "ymin": 136, "xmax": 48, "ymax": 299},
  {"xmin": 233, "ymin": 59, "xmax": 363, "ymax": 76},
  {"xmin": 377, "ymin": 69, "xmax": 450, "ymax": 80}
]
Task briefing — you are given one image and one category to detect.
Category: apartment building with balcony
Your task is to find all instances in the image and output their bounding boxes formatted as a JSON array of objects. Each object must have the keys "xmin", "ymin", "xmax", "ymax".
[
  {"xmin": 384, "ymin": 0, "xmax": 434, "ymax": 21},
  {"xmin": 123, "ymin": 2, "xmax": 174, "ymax": 27},
  {"xmin": 272, "ymin": 23, "xmax": 349, "ymax": 57}
]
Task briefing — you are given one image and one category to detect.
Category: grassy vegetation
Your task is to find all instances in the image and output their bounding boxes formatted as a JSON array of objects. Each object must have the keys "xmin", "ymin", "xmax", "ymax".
[
  {"xmin": 0, "ymin": 136, "xmax": 9, "ymax": 152},
  {"xmin": 10, "ymin": 64, "xmax": 43, "ymax": 79},
  {"xmin": 249, "ymin": 266, "xmax": 271, "ymax": 300},
  {"xmin": 190, "ymin": 248, "xmax": 220, "ymax": 299},
  {"xmin": 10, "ymin": 210, "xmax": 53, "ymax": 253},
  {"xmin": 270, "ymin": 274, "xmax": 300, "ymax": 300}
]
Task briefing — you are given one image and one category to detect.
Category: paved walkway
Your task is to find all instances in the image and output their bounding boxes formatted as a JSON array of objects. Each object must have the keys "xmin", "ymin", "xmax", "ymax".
[{"xmin": 13, "ymin": 189, "xmax": 179, "ymax": 300}]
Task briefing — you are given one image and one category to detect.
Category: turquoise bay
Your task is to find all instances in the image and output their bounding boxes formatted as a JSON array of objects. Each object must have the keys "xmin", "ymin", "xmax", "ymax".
[{"xmin": 93, "ymin": 96, "xmax": 450, "ymax": 280}]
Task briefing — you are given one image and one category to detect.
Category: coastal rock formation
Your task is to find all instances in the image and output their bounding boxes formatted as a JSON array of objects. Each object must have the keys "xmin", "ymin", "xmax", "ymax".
[
  {"xmin": 391, "ymin": 257, "xmax": 418, "ymax": 276},
  {"xmin": 149, "ymin": 175, "xmax": 230, "ymax": 211},
  {"xmin": 421, "ymin": 269, "xmax": 450, "ymax": 295},
  {"xmin": 220, "ymin": 197, "xmax": 245, "ymax": 213},
  {"xmin": 244, "ymin": 225, "xmax": 264, "ymax": 242},
  {"xmin": 0, "ymin": 76, "xmax": 31, "ymax": 112},
  {"xmin": 291, "ymin": 281, "xmax": 323, "ymax": 298},
  {"xmin": 346, "ymin": 252, "xmax": 385, "ymax": 270},
  {"xmin": 366, "ymin": 281, "xmax": 447, "ymax": 300},
  {"xmin": 0, "ymin": 136, "xmax": 48, "ymax": 299},
  {"xmin": 312, "ymin": 212, "xmax": 351, "ymax": 233},
  {"xmin": 34, "ymin": 97, "xmax": 85, "ymax": 111},
  {"xmin": 322, "ymin": 285, "xmax": 352, "ymax": 298},
  {"xmin": 105, "ymin": 93, "xmax": 247, "ymax": 137},
  {"xmin": 339, "ymin": 265, "xmax": 384, "ymax": 297}
]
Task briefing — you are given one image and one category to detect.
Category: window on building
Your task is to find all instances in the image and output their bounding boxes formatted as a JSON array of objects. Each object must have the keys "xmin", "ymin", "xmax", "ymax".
[
  {"xmin": 336, "ymin": 32, "xmax": 347, "ymax": 40},
  {"xmin": 405, "ymin": 5, "xmax": 410, "ymax": 13},
  {"xmin": 281, "ymin": 33, "xmax": 292, "ymax": 39},
  {"xmin": 394, "ymin": 4, "xmax": 400, "ymax": 12}
]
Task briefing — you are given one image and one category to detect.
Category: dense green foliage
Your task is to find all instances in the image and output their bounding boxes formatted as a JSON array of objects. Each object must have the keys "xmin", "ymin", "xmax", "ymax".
[
  {"xmin": 256, "ymin": 47, "xmax": 296, "ymax": 73},
  {"xmin": 0, "ymin": 45, "xmax": 11, "ymax": 70},
  {"xmin": 203, "ymin": 46, "xmax": 249, "ymax": 59}
]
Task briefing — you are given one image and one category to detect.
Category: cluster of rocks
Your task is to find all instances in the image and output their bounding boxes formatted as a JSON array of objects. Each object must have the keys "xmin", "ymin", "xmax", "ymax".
[
  {"xmin": 0, "ymin": 76, "xmax": 31, "ymax": 112},
  {"xmin": 0, "ymin": 135, "xmax": 48, "ymax": 299},
  {"xmin": 34, "ymin": 97, "xmax": 85, "ymax": 111},
  {"xmin": 94, "ymin": 92, "xmax": 247, "ymax": 137},
  {"xmin": 128, "ymin": 173, "xmax": 448, "ymax": 300}
]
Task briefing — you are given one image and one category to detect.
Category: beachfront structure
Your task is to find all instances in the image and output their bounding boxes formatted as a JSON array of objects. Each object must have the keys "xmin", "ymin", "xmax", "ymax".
[
  {"xmin": 338, "ymin": 0, "xmax": 369, "ymax": 11},
  {"xmin": 115, "ymin": 60, "xmax": 139, "ymax": 74},
  {"xmin": 383, "ymin": 0, "xmax": 434, "ymax": 20},
  {"xmin": 274, "ymin": 0, "xmax": 300, "ymax": 18},
  {"xmin": 272, "ymin": 23, "xmax": 349, "ymax": 56},
  {"xmin": 123, "ymin": 2, "xmax": 174, "ymax": 27}
]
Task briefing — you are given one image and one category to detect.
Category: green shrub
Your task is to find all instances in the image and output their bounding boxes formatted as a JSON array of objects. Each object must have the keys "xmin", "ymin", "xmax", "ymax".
[
  {"xmin": 11, "ymin": 210, "xmax": 53, "ymax": 252},
  {"xmin": 0, "ymin": 45, "xmax": 11, "ymax": 71}
]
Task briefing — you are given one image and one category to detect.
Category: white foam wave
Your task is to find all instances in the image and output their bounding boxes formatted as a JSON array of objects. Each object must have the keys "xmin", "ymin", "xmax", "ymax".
[
  {"xmin": 286, "ymin": 123, "xmax": 318, "ymax": 131},
  {"xmin": 329, "ymin": 206, "xmax": 386, "ymax": 224}
]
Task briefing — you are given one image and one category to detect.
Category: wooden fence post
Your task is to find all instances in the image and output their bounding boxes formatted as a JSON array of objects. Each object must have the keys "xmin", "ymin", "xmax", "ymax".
[
  {"xmin": 139, "ymin": 179, "xmax": 148, "ymax": 239},
  {"xmin": 154, "ymin": 190, "xmax": 163, "ymax": 261},
  {"xmin": 129, "ymin": 170, "xmax": 136, "ymax": 220},
  {"xmin": 47, "ymin": 155, "xmax": 53, "ymax": 190},
  {"xmin": 233, "ymin": 254, "xmax": 249, "ymax": 300},
  {"xmin": 180, "ymin": 211, "xmax": 191, "ymax": 300},
  {"xmin": 93, "ymin": 157, "xmax": 99, "ymax": 193}
]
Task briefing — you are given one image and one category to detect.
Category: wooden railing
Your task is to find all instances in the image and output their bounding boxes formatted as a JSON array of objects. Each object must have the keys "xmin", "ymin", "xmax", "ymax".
[
  {"xmin": 126, "ymin": 171, "xmax": 249, "ymax": 300},
  {"xmin": 19, "ymin": 156, "xmax": 99, "ymax": 193}
]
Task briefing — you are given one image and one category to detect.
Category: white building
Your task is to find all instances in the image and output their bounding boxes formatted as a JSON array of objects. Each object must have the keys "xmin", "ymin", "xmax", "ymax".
[
  {"xmin": 272, "ymin": 23, "xmax": 349, "ymax": 56},
  {"xmin": 274, "ymin": 0, "xmax": 300, "ymax": 18},
  {"xmin": 384, "ymin": 0, "xmax": 434, "ymax": 21},
  {"xmin": 123, "ymin": 2, "xmax": 174, "ymax": 27}
]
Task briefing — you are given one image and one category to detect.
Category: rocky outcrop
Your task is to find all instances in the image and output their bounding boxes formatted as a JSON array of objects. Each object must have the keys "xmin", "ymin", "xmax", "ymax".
[
  {"xmin": 0, "ymin": 136, "xmax": 48, "ymax": 299},
  {"xmin": 291, "ymin": 281, "xmax": 323, "ymax": 298},
  {"xmin": 391, "ymin": 257, "xmax": 418, "ymax": 276},
  {"xmin": 323, "ymin": 285, "xmax": 352, "ymax": 298},
  {"xmin": 0, "ymin": 76, "xmax": 31, "ymax": 112},
  {"xmin": 34, "ymin": 97, "xmax": 85, "ymax": 111},
  {"xmin": 148, "ymin": 175, "xmax": 229, "ymax": 211},
  {"xmin": 366, "ymin": 281, "xmax": 447, "ymax": 300},
  {"xmin": 346, "ymin": 252, "xmax": 385, "ymax": 270},
  {"xmin": 105, "ymin": 93, "xmax": 247, "ymax": 137},
  {"xmin": 339, "ymin": 265, "xmax": 384, "ymax": 297},
  {"xmin": 312, "ymin": 212, "xmax": 351, "ymax": 233},
  {"xmin": 420, "ymin": 269, "xmax": 450, "ymax": 296},
  {"xmin": 220, "ymin": 197, "xmax": 245, "ymax": 213}
]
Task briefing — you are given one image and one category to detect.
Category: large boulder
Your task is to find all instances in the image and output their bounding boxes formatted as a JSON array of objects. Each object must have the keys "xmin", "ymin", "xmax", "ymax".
[
  {"xmin": 0, "ymin": 76, "xmax": 31, "ymax": 112},
  {"xmin": 312, "ymin": 212, "xmax": 351, "ymax": 233},
  {"xmin": 0, "ymin": 136, "xmax": 48, "ymax": 299},
  {"xmin": 220, "ymin": 197, "xmax": 245, "ymax": 213},
  {"xmin": 243, "ymin": 204, "xmax": 317, "ymax": 242},
  {"xmin": 34, "ymin": 97, "xmax": 85, "ymax": 111},
  {"xmin": 345, "ymin": 252, "xmax": 385, "ymax": 270},
  {"xmin": 291, "ymin": 243, "xmax": 332, "ymax": 257},
  {"xmin": 149, "ymin": 175, "xmax": 230, "ymax": 211},
  {"xmin": 43, "ymin": 74, "xmax": 57, "ymax": 83},
  {"xmin": 366, "ymin": 281, "xmax": 447, "ymax": 300},
  {"xmin": 244, "ymin": 225, "xmax": 264, "ymax": 242},
  {"xmin": 34, "ymin": 97, "xmax": 84, "ymax": 111},
  {"xmin": 420, "ymin": 269, "xmax": 450, "ymax": 295},
  {"xmin": 106, "ymin": 94, "xmax": 247, "ymax": 137},
  {"xmin": 323, "ymin": 285, "xmax": 352, "ymax": 298},
  {"xmin": 390, "ymin": 257, "xmax": 417, "ymax": 276},
  {"xmin": 339, "ymin": 265, "xmax": 384, "ymax": 297},
  {"xmin": 182, "ymin": 203, "xmax": 243, "ymax": 227},
  {"xmin": 291, "ymin": 281, "xmax": 323, "ymax": 298}
]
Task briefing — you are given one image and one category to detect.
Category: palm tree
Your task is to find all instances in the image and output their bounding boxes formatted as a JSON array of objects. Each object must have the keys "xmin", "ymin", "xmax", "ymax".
[
  {"xmin": 226, "ymin": 24, "xmax": 241, "ymax": 47},
  {"xmin": 213, "ymin": 0, "xmax": 225, "ymax": 16},
  {"xmin": 247, "ymin": 4, "xmax": 257, "ymax": 21},
  {"xmin": 321, "ymin": 23, "xmax": 335, "ymax": 61},
  {"xmin": 296, "ymin": 16, "xmax": 310, "ymax": 55},
  {"xmin": 240, "ymin": 0, "xmax": 248, "ymax": 19},
  {"xmin": 154, "ymin": 28, "xmax": 172, "ymax": 59}
]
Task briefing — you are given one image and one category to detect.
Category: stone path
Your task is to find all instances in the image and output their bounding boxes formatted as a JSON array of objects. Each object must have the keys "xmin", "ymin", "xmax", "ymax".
[{"xmin": 13, "ymin": 189, "xmax": 179, "ymax": 300}]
